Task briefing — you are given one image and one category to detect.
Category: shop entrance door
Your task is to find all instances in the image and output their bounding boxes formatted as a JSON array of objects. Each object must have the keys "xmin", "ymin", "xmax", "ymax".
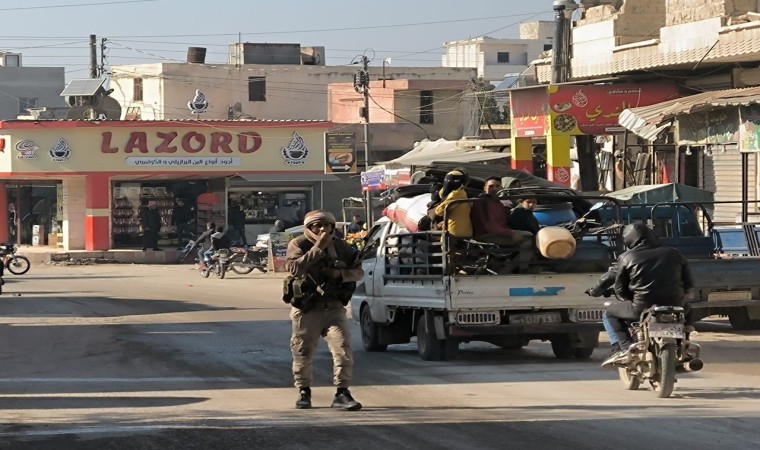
[{"xmin": 6, "ymin": 182, "xmax": 61, "ymax": 246}]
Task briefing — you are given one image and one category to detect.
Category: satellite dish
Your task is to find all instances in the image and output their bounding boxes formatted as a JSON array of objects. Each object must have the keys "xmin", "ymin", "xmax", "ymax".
[{"xmin": 97, "ymin": 97, "xmax": 122, "ymax": 120}]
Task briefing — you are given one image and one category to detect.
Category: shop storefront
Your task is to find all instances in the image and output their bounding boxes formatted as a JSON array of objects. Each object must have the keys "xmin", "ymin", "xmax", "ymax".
[
  {"xmin": 509, "ymin": 83, "xmax": 682, "ymax": 186},
  {"xmin": 0, "ymin": 119, "xmax": 333, "ymax": 251}
]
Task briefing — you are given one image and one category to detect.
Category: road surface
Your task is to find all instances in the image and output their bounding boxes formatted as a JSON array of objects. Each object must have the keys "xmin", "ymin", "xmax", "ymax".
[{"xmin": 0, "ymin": 264, "xmax": 758, "ymax": 449}]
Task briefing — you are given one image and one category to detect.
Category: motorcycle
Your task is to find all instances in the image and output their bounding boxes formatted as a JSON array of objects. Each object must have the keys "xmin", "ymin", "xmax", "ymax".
[
  {"xmin": 228, "ymin": 246, "xmax": 268, "ymax": 274},
  {"xmin": 200, "ymin": 248, "xmax": 230, "ymax": 279},
  {"xmin": 608, "ymin": 297, "xmax": 703, "ymax": 398},
  {"xmin": 0, "ymin": 243, "xmax": 31, "ymax": 275}
]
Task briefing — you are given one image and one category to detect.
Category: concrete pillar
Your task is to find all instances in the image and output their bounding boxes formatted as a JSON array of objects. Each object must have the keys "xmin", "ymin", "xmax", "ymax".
[
  {"xmin": 85, "ymin": 174, "xmax": 111, "ymax": 251},
  {"xmin": 511, "ymin": 136, "xmax": 533, "ymax": 173},
  {"xmin": 546, "ymin": 134, "xmax": 572, "ymax": 187},
  {"xmin": 0, "ymin": 184, "xmax": 7, "ymax": 244},
  {"xmin": 62, "ymin": 178, "xmax": 86, "ymax": 251}
]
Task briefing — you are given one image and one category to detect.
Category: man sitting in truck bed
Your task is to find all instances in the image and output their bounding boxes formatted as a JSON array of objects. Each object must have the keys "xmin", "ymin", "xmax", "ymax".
[{"xmin": 470, "ymin": 176, "xmax": 534, "ymax": 273}]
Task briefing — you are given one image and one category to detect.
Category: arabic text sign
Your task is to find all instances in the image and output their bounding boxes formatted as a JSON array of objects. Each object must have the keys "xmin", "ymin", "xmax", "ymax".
[
  {"xmin": 510, "ymin": 88, "xmax": 550, "ymax": 137},
  {"xmin": 324, "ymin": 131, "xmax": 357, "ymax": 174},
  {"xmin": 125, "ymin": 157, "xmax": 241, "ymax": 167},
  {"xmin": 360, "ymin": 170, "xmax": 385, "ymax": 192},
  {"xmin": 548, "ymin": 84, "xmax": 681, "ymax": 135}
]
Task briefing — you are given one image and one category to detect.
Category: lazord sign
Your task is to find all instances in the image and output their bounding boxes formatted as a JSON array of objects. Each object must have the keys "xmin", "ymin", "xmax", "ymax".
[{"xmin": 100, "ymin": 130, "xmax": 263, "ymax": 154}]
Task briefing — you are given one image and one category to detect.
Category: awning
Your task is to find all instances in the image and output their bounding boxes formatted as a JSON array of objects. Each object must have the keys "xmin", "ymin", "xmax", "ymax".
[
  {"xmin": 235, "ymin": 173, "xmax": 338, "ymax": 183},
  {"xmin": 618, "ymin": 86, "xmax": 760, "ymax": 140},
  {"xmin": 604, "ymin": 183, "xmax": 714, "ymax": 204},
  {"xmin": 379, "ymin": 138, "xmax": 508, "ymax": 166}
]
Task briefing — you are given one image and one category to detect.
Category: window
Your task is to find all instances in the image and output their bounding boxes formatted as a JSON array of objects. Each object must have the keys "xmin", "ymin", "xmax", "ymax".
[
  {"xmin": 543, "ymin": 44, "xmax": 553, "ymax": 52},
  {"xmin": 497, "ymin": 52, "xmax": 510, "ymax": 63},
  {"xmin": 420, "ymin": 90, "xmax": 434, "ymax": 124},
  {"xmin": 4, "ymin": 54, "xmax": 20, "ymax": 67},
  {"xmin": 18, "ymin": 97, "xmax": 37, "ymax": 114},
  {"xmin": 248, "ymin": 77, "xmax": 266, "ymax": 101},
  {"xmin": 133, "ymin": 78, "xmax": 143, "ymax": 102}
]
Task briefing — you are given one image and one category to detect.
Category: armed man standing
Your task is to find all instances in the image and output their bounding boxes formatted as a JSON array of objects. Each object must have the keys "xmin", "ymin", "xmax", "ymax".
[{"xmin": 285, "ymin": 210, "xmax": 364, "ymax": 411}]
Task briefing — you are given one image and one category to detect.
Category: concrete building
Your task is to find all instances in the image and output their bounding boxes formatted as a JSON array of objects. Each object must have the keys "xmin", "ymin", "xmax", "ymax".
[
  {"xmin": 0, "ymin": 52, "xmax": 66, "ymax": 120},
  {"xmin": 442, "ymin": 21, "xmax": 554, "ymax": 83},
  {"xmin": 109, "ymin": 48, "xmax": 478, "ymax": 122}
]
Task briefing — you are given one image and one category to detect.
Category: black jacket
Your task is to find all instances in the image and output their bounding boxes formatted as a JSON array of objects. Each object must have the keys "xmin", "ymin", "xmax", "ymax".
[
  {"xmin": 507, "ymin": 206, "xmax": 540, "ymax": 235},
  {"xmin": 613, "ymin": 224, "xmax": 694, "ymax": 307},
  {"xmin": 139, "ymin": 207, "xmax": 162, "ymax": 233}
]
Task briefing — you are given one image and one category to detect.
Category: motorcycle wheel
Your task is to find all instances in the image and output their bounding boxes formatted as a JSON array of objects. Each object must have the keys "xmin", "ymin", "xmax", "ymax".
[
  {"xmin": 230, "ymin": 255, "xmax": 255, "ymax": 275},
  {"xmin": 201, "ymin": 264, "xmax": 211, "ymax": 278},
  {"xmin": 216, "ymin": 262, "xmax": 226, "ymax": 279},
  {"xmin": 654, "ymin": 343, "xmax": 677, "ymax": 398},
  {"xmin": 7, "ymin": 256, "xmax": 31, "ymax": 275},
  {"xmin": 618, "ymin": 367, "xmax": 641, "ymax": 391}
]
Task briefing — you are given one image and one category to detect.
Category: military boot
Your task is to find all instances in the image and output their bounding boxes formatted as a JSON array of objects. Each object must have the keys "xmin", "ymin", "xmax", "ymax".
[{"xmin": 295, "ymin": 387, "xmax": 312, "ymax": 409}]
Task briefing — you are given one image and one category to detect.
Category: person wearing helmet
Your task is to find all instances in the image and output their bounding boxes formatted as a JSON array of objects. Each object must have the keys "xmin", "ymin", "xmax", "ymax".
[
  {"xmin": 600, "ymin": 223, "xmax": 694, "ymax": 368},
  {"xmin": 431, "ymin": 169, "xmax": 472, "ymax": 238}
]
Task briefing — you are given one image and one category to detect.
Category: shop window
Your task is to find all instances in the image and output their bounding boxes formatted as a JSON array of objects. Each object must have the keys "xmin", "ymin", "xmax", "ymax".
[
  {"xmin": 111, "ymin": 181, "xmax": 218, "ymax": 248},
  {"xmin": 133, "ymin": 78, "xmax": 143, "ymax": 102},
  {"xmin": 497, "ymin": 52, "xmax": 510, "ymax": 63},
  {"xmin": 420, "ymin": 90, "xmax": 434, "ymax": 124},
  {"xmin": 18, "ymin": 97, "xmax": 38, "ymax": 114},
  {"xmin": 248, "ymin": 77, "xmax": 266, "ymax": 101},
  {"xmin": 5, "ymin": 182, "xmax": 61, "ymax": 246}
]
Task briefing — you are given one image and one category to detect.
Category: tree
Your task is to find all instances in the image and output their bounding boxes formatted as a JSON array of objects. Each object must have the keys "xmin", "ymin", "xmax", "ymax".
[{"xmin": 473, "ymin": 77, "xmax": 507, "ymax": 125}]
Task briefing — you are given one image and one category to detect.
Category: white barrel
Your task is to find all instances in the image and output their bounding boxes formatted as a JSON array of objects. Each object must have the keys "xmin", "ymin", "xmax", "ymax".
[{"xmin": 535, "ymin": 226, "xmax": 576, "ymax": 260}]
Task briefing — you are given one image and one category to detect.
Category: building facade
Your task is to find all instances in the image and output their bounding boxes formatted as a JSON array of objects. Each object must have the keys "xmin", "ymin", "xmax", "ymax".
[
  {"xmin": 0, "ymin": 120, "xmax": 341, "ymax": 251},
  {"xmin": 0, "ymin": 52, "xmax": 66, "ymax": 120},
  {"xmin": 109, "ymin": 61, "xmax": 478, "ymax": 122},
  {"xmin": 442, "ymin": 21, "xmax": 554, "ymax": 83}
]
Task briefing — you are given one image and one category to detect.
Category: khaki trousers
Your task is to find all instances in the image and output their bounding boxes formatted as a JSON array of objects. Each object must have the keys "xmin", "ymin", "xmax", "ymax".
[{"xmin": 290, "ymin": 303, "xmax": 353, "ymax": 389}]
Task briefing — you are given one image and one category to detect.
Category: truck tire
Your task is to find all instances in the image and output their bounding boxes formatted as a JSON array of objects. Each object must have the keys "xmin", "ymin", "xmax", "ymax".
[
  {"xmin": 550, "ymin": 335, "xmax": 575, "ymax": 359},
  {"xmin": 573, "ymin": 346, "xmax": 595, "ymax": 359},
  {"xmin": 417, "ymin": 315, "xmax": 443, "ymax": 361},
  {"xmin": 728, "ymin": 309, "xmax": 760, "ymax": 330},
  {"xmin": 360, "ymin": 305, "xmax": 387, "ymax": 352}
]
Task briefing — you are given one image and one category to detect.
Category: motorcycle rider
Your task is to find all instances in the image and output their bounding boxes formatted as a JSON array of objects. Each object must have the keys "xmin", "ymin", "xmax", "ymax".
[
  {"xmin": 596, "ymin": 223, "xmax": 695, "ymax": 368},
  {"xmin": 204, "ymin": 225, "xmax": 231, "ymax": 263},
  {"xmin": 195, "ymin": 222, "xmax": 216, "ymax": 267}
]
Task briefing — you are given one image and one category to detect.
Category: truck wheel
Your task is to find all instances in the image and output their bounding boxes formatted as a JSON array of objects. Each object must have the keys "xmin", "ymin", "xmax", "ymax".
[
  {"xmin": 360, "ymin": 305, "xmax": 387, "ymax": 352},
  {"xmin": 417, "ymin": 315, "xmax": 443, "ymax": 361},
  {"xmin": 550, "ymin": 335, "xmax": 575, "ymax": 359},
  {"xmin": 573, "ymin": 346, "xmax": 595, "ymax": 359},
  {"xmin": 728, "ymin": 309, "xmax": 760, "ymax": 330}
]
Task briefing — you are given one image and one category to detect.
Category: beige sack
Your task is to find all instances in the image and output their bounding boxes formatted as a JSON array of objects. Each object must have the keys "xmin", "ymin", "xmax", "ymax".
[{"xmin": 536, "ymin": 226, "xmax": 576, "ymax": 260}]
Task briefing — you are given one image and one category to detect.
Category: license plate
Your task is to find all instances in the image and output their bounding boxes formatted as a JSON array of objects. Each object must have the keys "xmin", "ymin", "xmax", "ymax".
[
  {"xmin": 707, "ymin": 291, "xmax": 752, "ymax": 302},
  {"xmin": 648, "ymin": 323, "xmax": 684, "ymax": 339},
  {"xmin": 509, "ymin": 312, "xmax": 561, "ymax": 325}
]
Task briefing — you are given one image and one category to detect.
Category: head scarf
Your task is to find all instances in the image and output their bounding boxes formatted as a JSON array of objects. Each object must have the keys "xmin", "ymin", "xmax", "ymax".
[{"xmin": 303, "ymin": 210, "xmax": 338, "ymax": 258}]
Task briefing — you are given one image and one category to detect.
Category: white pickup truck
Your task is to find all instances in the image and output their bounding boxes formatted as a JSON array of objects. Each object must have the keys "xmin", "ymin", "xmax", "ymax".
[{"xmin": 351, "ymin": 218, "xmax": 611, "ymax": 361}]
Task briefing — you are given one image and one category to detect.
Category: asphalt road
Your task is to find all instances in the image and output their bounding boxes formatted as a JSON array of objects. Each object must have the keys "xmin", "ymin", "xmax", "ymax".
[{"xmin": 0, "ymin": 264, "xmax": 758, "ymax": 450}]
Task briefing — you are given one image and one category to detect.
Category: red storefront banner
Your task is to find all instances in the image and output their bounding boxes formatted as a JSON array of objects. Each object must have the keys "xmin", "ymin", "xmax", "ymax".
[
  {"xmin": 510, "ymin": 87, "xmax": 550, "ymax": 137},
  {"xmin": 547, "ymin": 84, "xmax": 681, "ymax": 135}
]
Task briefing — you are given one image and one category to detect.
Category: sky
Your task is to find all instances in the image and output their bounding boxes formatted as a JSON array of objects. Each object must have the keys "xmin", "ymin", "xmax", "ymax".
[{"xmin": 0, "ymin": 0, "xmax": 558, "ymax": 80}]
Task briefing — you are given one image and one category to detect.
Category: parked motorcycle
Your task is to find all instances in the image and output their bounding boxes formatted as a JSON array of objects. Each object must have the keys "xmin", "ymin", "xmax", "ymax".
[
  {"xmin": 0, "ymin": 244, "xmax": 31, "ymax": 275},
  {"xmin": 228, "ymin": 246, "xmax": 268, "ymax": 274},
  {"xmin": 176, "ymin": 240, "xmax": 200, "ymax": 264},
  {"xmin": 200, "ymin": 249, "xmax": 230, "ymax": 279},
  {"xmin": 613, "ymin": 302, "xmax": 703, "ymax": 398}
]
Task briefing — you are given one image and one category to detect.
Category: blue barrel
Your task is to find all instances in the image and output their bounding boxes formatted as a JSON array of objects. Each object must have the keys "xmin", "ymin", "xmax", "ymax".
[{"xmin": 533, "ymin": 202, "xmax": 577, "ymax": 226}]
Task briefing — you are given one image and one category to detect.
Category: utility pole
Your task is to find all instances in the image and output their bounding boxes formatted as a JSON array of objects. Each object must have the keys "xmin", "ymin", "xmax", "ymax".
[
  {"xmin": 354, "ymin": 55, "xmax": 373, "ymax": 227},
  {"xmin": 99, "ymin": 37, "xmax": 108, "ymax": 77},
  {"xmin": 89, "ymin": 34, "xmax": 98, "ymax": 79}
]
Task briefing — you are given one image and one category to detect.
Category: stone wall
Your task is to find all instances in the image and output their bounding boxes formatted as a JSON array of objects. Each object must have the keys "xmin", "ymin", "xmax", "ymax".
[
  {"xmin": 666, "ymin": 0, "xmax": 758, "ymax": 26},
  {"xmin": 576, "ymin": 0, "xmax": 666, "ymax": 45}
]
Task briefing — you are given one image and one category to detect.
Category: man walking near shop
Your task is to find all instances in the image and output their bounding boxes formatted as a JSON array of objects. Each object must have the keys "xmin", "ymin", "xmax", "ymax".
[
  {"xmin": 140, "ymin": 200, "xmax": 162, "ymax": 251},
  {"xmin": 285, "ymin": 210, "xmax": 364, "ymax": 411},
  {"xmin": 171, "ymin": 198, "xmax": 193, "ymax": 246}
]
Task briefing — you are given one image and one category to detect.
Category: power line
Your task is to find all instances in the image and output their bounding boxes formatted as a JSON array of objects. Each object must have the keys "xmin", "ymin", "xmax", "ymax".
[{"xmin": 0, "ymin": 0, "xmax": 157, "ymax": 12}]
